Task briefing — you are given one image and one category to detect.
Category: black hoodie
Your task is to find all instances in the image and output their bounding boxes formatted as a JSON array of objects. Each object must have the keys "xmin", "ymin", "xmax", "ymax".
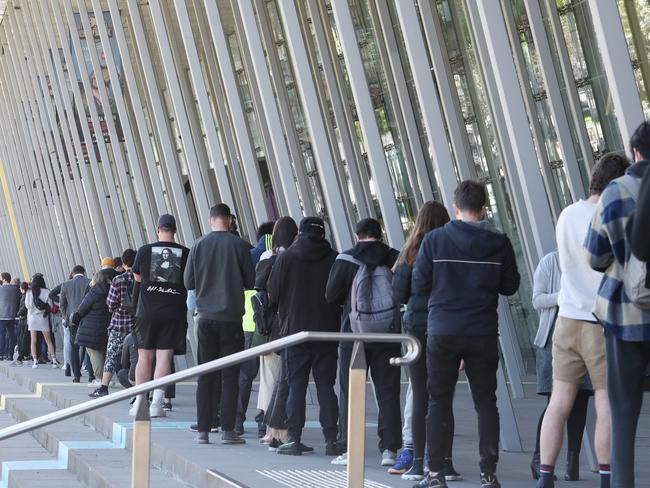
[
  {"xmin": 412, "ymin": 220, "xmax": 520, "ymax": 336},
  {"xmin": 325, "ymin": 240, "xmax": 399, "ymax": 335},
  {"xmin": 267, "ymin": 234, "xmax": 340, "ymax": 335}
]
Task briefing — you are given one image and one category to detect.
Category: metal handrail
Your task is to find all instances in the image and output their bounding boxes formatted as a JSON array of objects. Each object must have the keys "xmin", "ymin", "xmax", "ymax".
[{"xmin": 0, "ymin": 331, "xmax": 420, "ymax": 442}]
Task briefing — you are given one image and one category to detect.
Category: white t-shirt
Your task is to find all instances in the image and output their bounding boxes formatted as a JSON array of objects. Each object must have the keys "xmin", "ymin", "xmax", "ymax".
[{"xmin": 556, "ymin": 199, "xmax": 602, "ymax": 321}]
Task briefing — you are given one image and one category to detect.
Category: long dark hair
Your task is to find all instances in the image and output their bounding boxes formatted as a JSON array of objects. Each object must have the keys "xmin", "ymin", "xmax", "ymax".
[
  {"xmin": 272, "ymin": 216, "xmax": 298, "ymax": 253},
  {"xmin": 400, "ymin": 201, "xmax": 450, "ymax": 266},
  {"xmin": 31, "ymin": 274, "xmax": 46, "ymax": 298}
]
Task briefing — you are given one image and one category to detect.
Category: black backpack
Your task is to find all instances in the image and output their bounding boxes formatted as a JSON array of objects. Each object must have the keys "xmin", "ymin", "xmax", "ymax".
[
  {"xmin": 251, "ymin": 290, "xmax": 276, "ymax": 337},
  {"xmin": 122, "ymin": 280, "xmax": 139, "ymax": 317}
]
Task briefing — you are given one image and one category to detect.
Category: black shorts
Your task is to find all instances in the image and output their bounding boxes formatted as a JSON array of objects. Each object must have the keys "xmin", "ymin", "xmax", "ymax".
[{"xmin": 134, "ymin": 317, "xmax": 187, "ymax": 351}]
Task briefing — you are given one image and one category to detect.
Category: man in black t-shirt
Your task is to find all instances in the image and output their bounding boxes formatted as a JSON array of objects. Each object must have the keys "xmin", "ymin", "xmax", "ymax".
[{"xmin": 131, "ymin": 214, "xmax": 189, "ymax": 418}]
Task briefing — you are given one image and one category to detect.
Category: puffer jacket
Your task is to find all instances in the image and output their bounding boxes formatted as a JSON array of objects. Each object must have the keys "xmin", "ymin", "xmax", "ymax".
[
  {"xmin": 75, "ymin": 282, "xmax": 111, "ymax": 350},
  {"xmin": 392, "ymin": 261, "xmax": 428, "ymax": 332}
]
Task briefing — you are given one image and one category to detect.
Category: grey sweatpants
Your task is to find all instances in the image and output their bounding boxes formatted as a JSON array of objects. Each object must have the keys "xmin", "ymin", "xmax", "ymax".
[{"xmin": 605, "ymin": 333, "xmax": 650, "ymax": 488}]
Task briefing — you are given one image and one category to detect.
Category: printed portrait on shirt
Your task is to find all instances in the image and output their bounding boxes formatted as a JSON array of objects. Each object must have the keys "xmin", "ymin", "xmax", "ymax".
[{"xmin": 150, "ymin": 246, "xmax": 182, "ymax": 284}]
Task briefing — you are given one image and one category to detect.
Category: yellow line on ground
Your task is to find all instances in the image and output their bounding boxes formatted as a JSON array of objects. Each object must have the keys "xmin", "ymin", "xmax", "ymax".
[{"xmin": 0, "ymin": 157, "xmax": 29, "ymax": 279}]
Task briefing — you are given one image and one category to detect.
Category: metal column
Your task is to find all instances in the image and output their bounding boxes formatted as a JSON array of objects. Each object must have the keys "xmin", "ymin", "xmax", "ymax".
[{"xmin": 587, "ymin": 0, "xmax": 645, "ymax": 149}]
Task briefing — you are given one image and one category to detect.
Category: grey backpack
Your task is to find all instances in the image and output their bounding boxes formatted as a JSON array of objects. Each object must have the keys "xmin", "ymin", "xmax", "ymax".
[
  {"xmin": 337, "ymin": 254, "xmax": 397, "ymax": 333},
  {"xmin": 616, "ymin": 175, "xmax": 650, "ymax": 309}
]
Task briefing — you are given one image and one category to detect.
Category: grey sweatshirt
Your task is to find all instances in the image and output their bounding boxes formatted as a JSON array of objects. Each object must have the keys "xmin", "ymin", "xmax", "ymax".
[
  {"xmin": 0, "ymin": 284, "xmax": 20, "ymax": 320},
  {"xmin": 184, "ymin": 231, "xmax": 255, "ymax": 322}
]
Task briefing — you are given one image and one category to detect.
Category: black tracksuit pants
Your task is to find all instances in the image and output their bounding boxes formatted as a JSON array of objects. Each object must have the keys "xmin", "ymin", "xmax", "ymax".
[
  {"xmin": 285, "ymin": 342, "xmax": 339, "ymax": 442},
  {"xmin": 196, "ymin": 320, "xmax": 244, "ymax": 433},
  {"xmin": 338, "ymin": 342, "xmax": 403, "ymax": 453},
  {"xmin": 426, "ymin": 334, "xmax": 499, "ymax": 475}
]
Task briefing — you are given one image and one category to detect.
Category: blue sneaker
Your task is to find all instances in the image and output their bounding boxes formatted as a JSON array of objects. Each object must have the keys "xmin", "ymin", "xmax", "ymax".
[{"xmin": 388, "ymin": 448, "xmax": 413, "ymax": 475}]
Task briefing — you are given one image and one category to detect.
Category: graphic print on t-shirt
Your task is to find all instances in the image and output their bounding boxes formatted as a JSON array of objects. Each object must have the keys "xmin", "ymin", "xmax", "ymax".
[{"xmin": 150, "ymin": 246, "xmax": 183, "ymax": 284}]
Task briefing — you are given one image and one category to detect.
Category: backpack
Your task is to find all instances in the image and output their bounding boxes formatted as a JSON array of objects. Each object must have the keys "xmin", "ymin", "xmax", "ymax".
[
  {"xmin": 122, "ymin": 279, "xmax": 139, "ymax": 316},
  {"xmin": 616, "ymin": 175, "xmax": 650, "ymax": 309},
  {"xmin": 251, "ymin": 290, "xmax": 277, "ymax": 337},
  {"xmin": 337, "ymin": 254, "xmax": 397, "ymax": 333}
]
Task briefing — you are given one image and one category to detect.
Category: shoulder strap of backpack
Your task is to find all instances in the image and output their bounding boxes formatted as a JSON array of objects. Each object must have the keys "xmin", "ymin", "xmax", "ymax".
[{"xmin": 336, "ymin": 253, "xmax": 362, "ymax": 266}]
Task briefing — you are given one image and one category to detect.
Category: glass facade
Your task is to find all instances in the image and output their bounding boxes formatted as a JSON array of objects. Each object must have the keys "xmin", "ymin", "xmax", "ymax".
[{"xmin": 0, "ymin": 0, "xmax": 647, "ymax": 381}]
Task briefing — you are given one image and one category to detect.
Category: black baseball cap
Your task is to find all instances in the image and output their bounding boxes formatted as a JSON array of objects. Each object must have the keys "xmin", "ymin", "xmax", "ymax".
[
  {"xmin": 157, "ymin": 214, "xmax": 177, "ymax": 232},
  {"xmin": 299, "ymin": 216, "xmax": 326, "ymax": 237}
]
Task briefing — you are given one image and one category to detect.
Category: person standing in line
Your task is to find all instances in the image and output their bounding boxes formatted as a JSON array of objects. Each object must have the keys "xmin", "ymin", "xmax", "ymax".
[
  {"xmin": 530, "ymin": 250, "xmax": 591, "ymax": 481},
  {"xmin": 326, "ymin": 218, "xmax": 402, "ymax": 467},
  {"xmin": 49, "ymin": 279, "xmax": 70, "ymax": 374},
  {"xmin": 59, "ymin": 266, "xmax": 91, "ymax": 383},
  {"xmin": 15, "ymin": 282, "xmax": 30, "ymax": 364},
  {"xmin": 184, "ymin": 204, "xmax": 254, "ymax": 445},
  {"xmin": 412, "ymin": 180, "xmax": 520, "ymax": 488},
  {"xmin": 267, "ymin": 217, "xmax": 341, "ymax": 456},
  {"xmin": 255, "ymin": 217, "xmax": 298, "ymax": 449},
  {"xmin": 628, "ymin": 144, "xmax": 650, "ymax": 261},
  {"xmin": 392, "ymin": 202, "xmax": 461, "ymax": 482},
  {"xmin": 73, "ymin": 271, "xmax": 112, "ymax": 384},
  {"xmin": 235, "ymin": 221, "xmax": 275, "ymax": 437},
  {"xmin": 25, "ymin": 274, "xmax": 59, "ymax": 369},
  {"xmin": 132, "ymin": 214, "xmax": 189, "ymax": 418},
  {"xmin": 89, "ymin": 249, "xmax": 137, "ymax": 398},
  {"xmin": 99, "ymin": 258, "xmax": 117, "ymax": 283},
  {"xmin": 0, "ymin": 272, "xmax": 21, "ymax": 361},
  {"xmin": 537, "ymin": 153, "xmax": 630, "ymax": 488},
  {"xmin": 585, "ymin": 122, "xmax": 650, "ymax": 488}
]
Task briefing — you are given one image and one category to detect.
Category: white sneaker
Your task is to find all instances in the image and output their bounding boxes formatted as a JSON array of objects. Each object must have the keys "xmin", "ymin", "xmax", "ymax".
[
  {"xmin": 129, "ymin": 397, "xmax": 141, "ymax": 417},
  {"xmin": 331, "ymin": 453, "xmax": 348, "ymax": 465},
  {"xmin": 381, "ymin": 450, "xmax": 397, "ymax": 467},
  {"xmin": 61, "ymin": 363, "xmax": 67, "ymax": 370},
  {"xmin": 88, "ymin": 380, "xmax": 102, "ymax": 387},
  {"xmin": 149, "ymin": 402, "xmax": 166, "ymax": 418},
  {"xmin": 31, "ymin": 359, "xmax": 38, "ymax": 369}
]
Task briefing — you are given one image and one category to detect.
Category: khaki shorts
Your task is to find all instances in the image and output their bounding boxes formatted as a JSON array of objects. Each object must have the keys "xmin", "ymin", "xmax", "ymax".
[{"xmin": 552, "ymin": 316, "xmax": 606, "ymax": 390}]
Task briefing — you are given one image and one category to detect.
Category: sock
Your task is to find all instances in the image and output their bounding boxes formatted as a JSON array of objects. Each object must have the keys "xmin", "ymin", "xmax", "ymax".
[
  {"xmin": 539, "ymin": 464, "xmax": 555, "ymax": 478},
  {"xmin": 599, "ymin": 464, "xmax": 610, "ymax": 488},
  {"xmin": 99, "ymin": 384, "xmax": 108, "ymax": 392},
  {"xmin": 151, "ymin": 388, "xmax": 164, "ymax": 405}
]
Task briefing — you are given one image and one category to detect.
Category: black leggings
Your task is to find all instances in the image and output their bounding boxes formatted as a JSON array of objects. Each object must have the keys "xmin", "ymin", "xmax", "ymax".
[
  {"xmin": 534, "ymin": 389, "xmax": 590, "ymax": 456},
  {"xmin": 410, "ymin": 329, "xmax": 454, "ymax": 461}
]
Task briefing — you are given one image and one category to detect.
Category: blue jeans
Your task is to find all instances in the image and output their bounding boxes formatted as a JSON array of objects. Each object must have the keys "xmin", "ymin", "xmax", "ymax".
[{"xmin": 0, "ymin": 320, "xmax": 16, "ymax": 358}]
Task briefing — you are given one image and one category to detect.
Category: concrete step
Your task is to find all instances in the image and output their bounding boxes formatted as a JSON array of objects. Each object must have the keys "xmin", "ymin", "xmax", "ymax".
[
  {"xmin": 0, "ymin": 365, "xmax": 191, "ymax": 488},
  {"xmin": 0, "ymin": 408, "xmax": 84, "ymax": 488}
]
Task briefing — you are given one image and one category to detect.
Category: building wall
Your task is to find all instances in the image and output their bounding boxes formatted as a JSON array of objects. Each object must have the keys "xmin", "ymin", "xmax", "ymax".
[{"xmin": 0, "ymin": 0, "xmax": 647, "ymax": 377}]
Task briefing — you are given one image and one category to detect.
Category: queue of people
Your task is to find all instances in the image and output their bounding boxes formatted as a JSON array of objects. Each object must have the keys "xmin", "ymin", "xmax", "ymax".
[{"xmin": 0, "ymin": 122, "xmax": 648, "ymax": 488}]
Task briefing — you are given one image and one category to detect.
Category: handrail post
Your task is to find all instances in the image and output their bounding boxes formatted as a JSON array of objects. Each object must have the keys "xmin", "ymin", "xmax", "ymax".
[
  {"xmin": 347, "ymin": 341, "xmax": 366, "ymax": 488},
  {"xmin": 131, "ymin": 395, "xmax": 151, "ymax": 488}
]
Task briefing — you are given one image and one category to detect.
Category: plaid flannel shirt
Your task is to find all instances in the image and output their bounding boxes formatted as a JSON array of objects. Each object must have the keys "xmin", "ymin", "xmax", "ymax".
[
  {"xmin": 106, "ymin": 270, "xmax": 135, "ymax": 333},
  {"xmin": 584, "ymin": 161, "xmax": 650, "ymax": 341}
]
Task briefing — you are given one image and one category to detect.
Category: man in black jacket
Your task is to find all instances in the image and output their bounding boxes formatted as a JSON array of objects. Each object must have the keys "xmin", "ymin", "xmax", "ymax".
[
  {"xmin": 267, "ymin": 217, "xmax": 340, "ymax": 456},
  {"xmin": 325, "ymin": 218, "xmax": 402, "ymax": 467},
  {"xmin": 412, "ymin": 181, "xmax": 520, "ymax": 488}
]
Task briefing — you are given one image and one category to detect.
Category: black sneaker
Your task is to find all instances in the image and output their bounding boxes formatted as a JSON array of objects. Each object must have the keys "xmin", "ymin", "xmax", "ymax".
[
  {"xmin": 277, "ymin": 440, "xmax": 302, "ymax": 456},
  {"xmin": 325, "ymin": 440, "xmax": 342, "ymax": 457},
  {"xmin": 88, "ymin": 387, "xmax": 108, "ymax": 398},
  {"xmin": 221, "ymin": 430, "xmax": 246, "ymax": 445},
  {"xmin": 413, "ymin": 473, "xmax": 447, "ymax": 488},
  {"xmin": 189, "ymin": 424, "xmax": 219, "ymax": 433},
  {"xmin": 64, "ymin": 364, "xmax": 71, "ymax": 377},
  {"xmin": 441, "ymin": 459, "xmax": 462, "ymax": 481},
  {"xmin": 299, "ymin": 442, "xmax": 313, "ymax": 454},
  {"xmin": 268, "ymin": 438, "xmax": 281, "ymax": 451},
  {"xmin": 481, "ymin": 473, "xmax": 501, "ymax": 488},
  {"xmin": 162, "ymin": 401, "xmax": 172, "ymax": 411}
]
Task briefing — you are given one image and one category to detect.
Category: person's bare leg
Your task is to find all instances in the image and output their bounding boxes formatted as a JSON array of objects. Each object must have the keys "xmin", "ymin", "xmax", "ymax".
[
  {"xmin": 135, "ymin": 349, "xmax": 154, "ymax": 385},
  {"xmin": 153, "ymin": 349, "xmax": 173, "ymax": 379},
  {"xmin": 594, "ymin": 389, "xmax": 611, "ymax": 463},
  {"xmin": 540, "ymin": 380, "xmax": 580, "ymax": 465},
  {"xmin": 42, "ymin": 331, "xmax": 56, "ymax": 360},
  {"xmin": 30, "ymin": 331, "xmax": 38, "ymax": 360},
  {"xmin": 101, "ymin": 372, "xmax": 113, "ymax": 388}
]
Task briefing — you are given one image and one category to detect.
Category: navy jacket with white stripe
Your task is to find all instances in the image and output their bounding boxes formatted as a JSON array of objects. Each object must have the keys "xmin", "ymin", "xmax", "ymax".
[{"xmin": 412, "ymin": 219, "xmax": 520, "ymax": 337}]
